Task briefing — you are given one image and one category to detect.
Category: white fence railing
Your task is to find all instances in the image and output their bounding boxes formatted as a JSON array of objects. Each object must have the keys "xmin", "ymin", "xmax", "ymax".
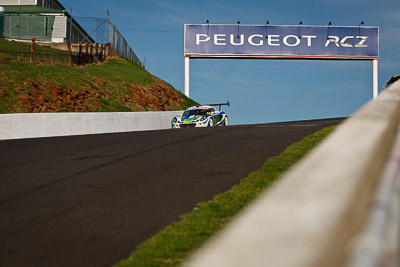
[{"xmin": 0, "ymin": 111, "xmax": 182, "ymax": 140}]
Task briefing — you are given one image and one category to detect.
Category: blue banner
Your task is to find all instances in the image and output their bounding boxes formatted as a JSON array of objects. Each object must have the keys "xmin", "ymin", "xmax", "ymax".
[{"xmin": 184, "ymin": 24, "xmax": 379, "ymax": 60}]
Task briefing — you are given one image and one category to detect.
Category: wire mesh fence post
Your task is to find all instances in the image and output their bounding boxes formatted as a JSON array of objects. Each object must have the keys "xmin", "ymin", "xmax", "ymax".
[
  {"xmin": 100, "ymin": 44, "xmax": 104, "ymax": 61},
  {"xmin": 30, "ymin": 38, "xmax": 35, "ymax": 63},
  {"xmin": 85, "ymin": 43, "xmax": 89, "ymax": 65},
  {"xmin": 90, "ymin": 44, "xmax": 93, "ymax": 64},
  {"xmin": 67, "ymin": 42, "xmax": 73, "ymax": 66},
  {"xmin": 79, "ymin": 43, "xmax": 82, "ymax": 66},
  {"xmin": 107, "ymin": 9, "xmax": 110, "ymax": 44}
]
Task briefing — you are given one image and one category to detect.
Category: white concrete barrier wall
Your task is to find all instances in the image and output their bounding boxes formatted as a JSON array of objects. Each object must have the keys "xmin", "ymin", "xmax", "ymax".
[
  {"xmin": 184, "ymin": 81, "xmax": 400, "ymax": 267},
  {"xmin": 0, "ymin": 111, "xmax": 183, "ymax": 140}
]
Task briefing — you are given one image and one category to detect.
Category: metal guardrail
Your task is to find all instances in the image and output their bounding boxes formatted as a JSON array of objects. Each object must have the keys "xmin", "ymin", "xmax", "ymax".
[{"xmin": 185, "ymin": 80, "xmax": 400, "ymax": 267}]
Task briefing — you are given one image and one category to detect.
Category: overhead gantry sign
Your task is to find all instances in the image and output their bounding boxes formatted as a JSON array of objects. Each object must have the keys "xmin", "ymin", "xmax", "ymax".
[{"xmin": 184, "ymin": 24, "xmax": 379, "ymax": 97}]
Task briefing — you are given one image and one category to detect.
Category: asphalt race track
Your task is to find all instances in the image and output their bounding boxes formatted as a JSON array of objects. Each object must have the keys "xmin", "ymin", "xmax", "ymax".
[{"xmin": 0, "ymin": 118, "xmax": 343, "ymax": 267}]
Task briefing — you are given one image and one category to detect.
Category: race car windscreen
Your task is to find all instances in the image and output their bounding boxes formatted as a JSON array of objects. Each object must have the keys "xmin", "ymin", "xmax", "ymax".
[{"xmin": 183, "ymin": 109, "xmax": 209, "ymax": 116}]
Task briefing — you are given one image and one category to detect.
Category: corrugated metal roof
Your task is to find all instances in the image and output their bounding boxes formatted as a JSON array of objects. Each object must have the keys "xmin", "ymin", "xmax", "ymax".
[{"xmin": 3, "ymin": 5, "xmax": 64, "ymax": 14}]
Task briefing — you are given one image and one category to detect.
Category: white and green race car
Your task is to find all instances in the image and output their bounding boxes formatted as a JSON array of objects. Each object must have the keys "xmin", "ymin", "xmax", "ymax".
[{"xmin": 171, "ymin": 102, "xmax": 229, "ymax": 129}]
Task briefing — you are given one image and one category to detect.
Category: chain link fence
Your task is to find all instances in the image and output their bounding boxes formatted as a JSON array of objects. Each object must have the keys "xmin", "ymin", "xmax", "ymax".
[
  {"xmin": 0, "ymin": 13, "xmax": 143, "ymax": 68},
  {"xmin": 73, "ymin": 16, "xmax": 107, "ymax": 43},
  {"xmin": 108, "ymin": 21, "xmax": 143, "ymax": 68},
  {"xmin": 75, "ymin": 16, "xmax": 144, "ymax": 68}
]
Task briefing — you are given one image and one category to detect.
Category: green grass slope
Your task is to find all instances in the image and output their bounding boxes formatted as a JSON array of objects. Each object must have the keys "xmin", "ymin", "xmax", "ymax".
[
  {"xmin": 115, "ymin": 125, "xmax": 337, "ymax": 267},
  {"xmin": 0, "ymin": 39, "xmax": 198, "ymax": 113}
]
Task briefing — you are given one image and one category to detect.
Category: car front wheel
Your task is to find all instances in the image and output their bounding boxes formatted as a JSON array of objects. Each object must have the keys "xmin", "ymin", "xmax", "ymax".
[{"xmin": 208, "ymin": 118, "xmax": 214, "ymax": 127}]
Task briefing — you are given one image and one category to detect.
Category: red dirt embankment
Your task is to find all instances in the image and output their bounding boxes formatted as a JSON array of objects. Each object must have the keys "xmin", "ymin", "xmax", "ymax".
[
  {"xmin": 10, "ymin": 77, "xmax": 184, "ymax": 113},
  {"xmin": 0, "ymin": 56, "xmax": 197, "ymax": 113}
]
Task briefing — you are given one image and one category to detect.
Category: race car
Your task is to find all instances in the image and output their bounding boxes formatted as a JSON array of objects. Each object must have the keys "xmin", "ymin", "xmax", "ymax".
[
  {"xmin": 171, "ymin": 101, "xmax": 229, "ymax": 128},
  {"xmin": 382, "ymin": 74, "xmax": 400, "ymax": 89}
]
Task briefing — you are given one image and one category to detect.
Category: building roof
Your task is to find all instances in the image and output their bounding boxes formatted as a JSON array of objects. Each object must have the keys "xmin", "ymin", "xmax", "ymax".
[
  {"xmin": 48, "ymin": 0, "xmax": 66, "ymax": 11},
  {"xmin": 3, "ymin": 5, "xmax": 64, "ymax": 14}
]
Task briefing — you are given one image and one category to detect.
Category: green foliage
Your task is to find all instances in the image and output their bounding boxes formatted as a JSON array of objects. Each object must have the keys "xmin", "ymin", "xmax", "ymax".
[
  {"xmin": 0, "ymin": 39, "xmax": 68, "ymax": 63},
  {"xmin": 84, "ymin": 57, "xmax": 155, "ymax": 86},
  {"xmin": 178, "ymin": 91, "xmax": 199, "ymax": 110},
  {"xmin": 114, "ymin": 126, "xmax": 337, "ymax": 267},
  {"xmin": 0, "ymin": 38, "xmax": 32, "ymax": 50},
  {"xmin": 100, "ymin": 98, "xmax": 132, "ymax": 112}
]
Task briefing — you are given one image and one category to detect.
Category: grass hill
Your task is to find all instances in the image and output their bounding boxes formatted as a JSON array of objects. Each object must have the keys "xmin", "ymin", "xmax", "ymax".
[{"xmin": 0, "ymin": 39, "xmax": 198, "ymax": 113}]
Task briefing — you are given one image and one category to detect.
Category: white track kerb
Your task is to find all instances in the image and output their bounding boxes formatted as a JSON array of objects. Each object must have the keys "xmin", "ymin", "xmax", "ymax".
[
  {"xmin": 0, "ymin": 111, "xmax": 182, "ymax": 140},
  {"xmin": 184, "ymin": 80, "xmax": 400, "ymax": 267}
]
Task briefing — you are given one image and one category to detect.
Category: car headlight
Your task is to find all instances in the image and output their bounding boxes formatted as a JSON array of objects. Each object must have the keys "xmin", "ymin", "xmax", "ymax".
[
  {"xmin": 200, "ymin": 116, "xmax": 207, "ymax": 121},
  {"xmin": 173, "ymin": 117, "xmax": 177, "ymax": 123}
]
